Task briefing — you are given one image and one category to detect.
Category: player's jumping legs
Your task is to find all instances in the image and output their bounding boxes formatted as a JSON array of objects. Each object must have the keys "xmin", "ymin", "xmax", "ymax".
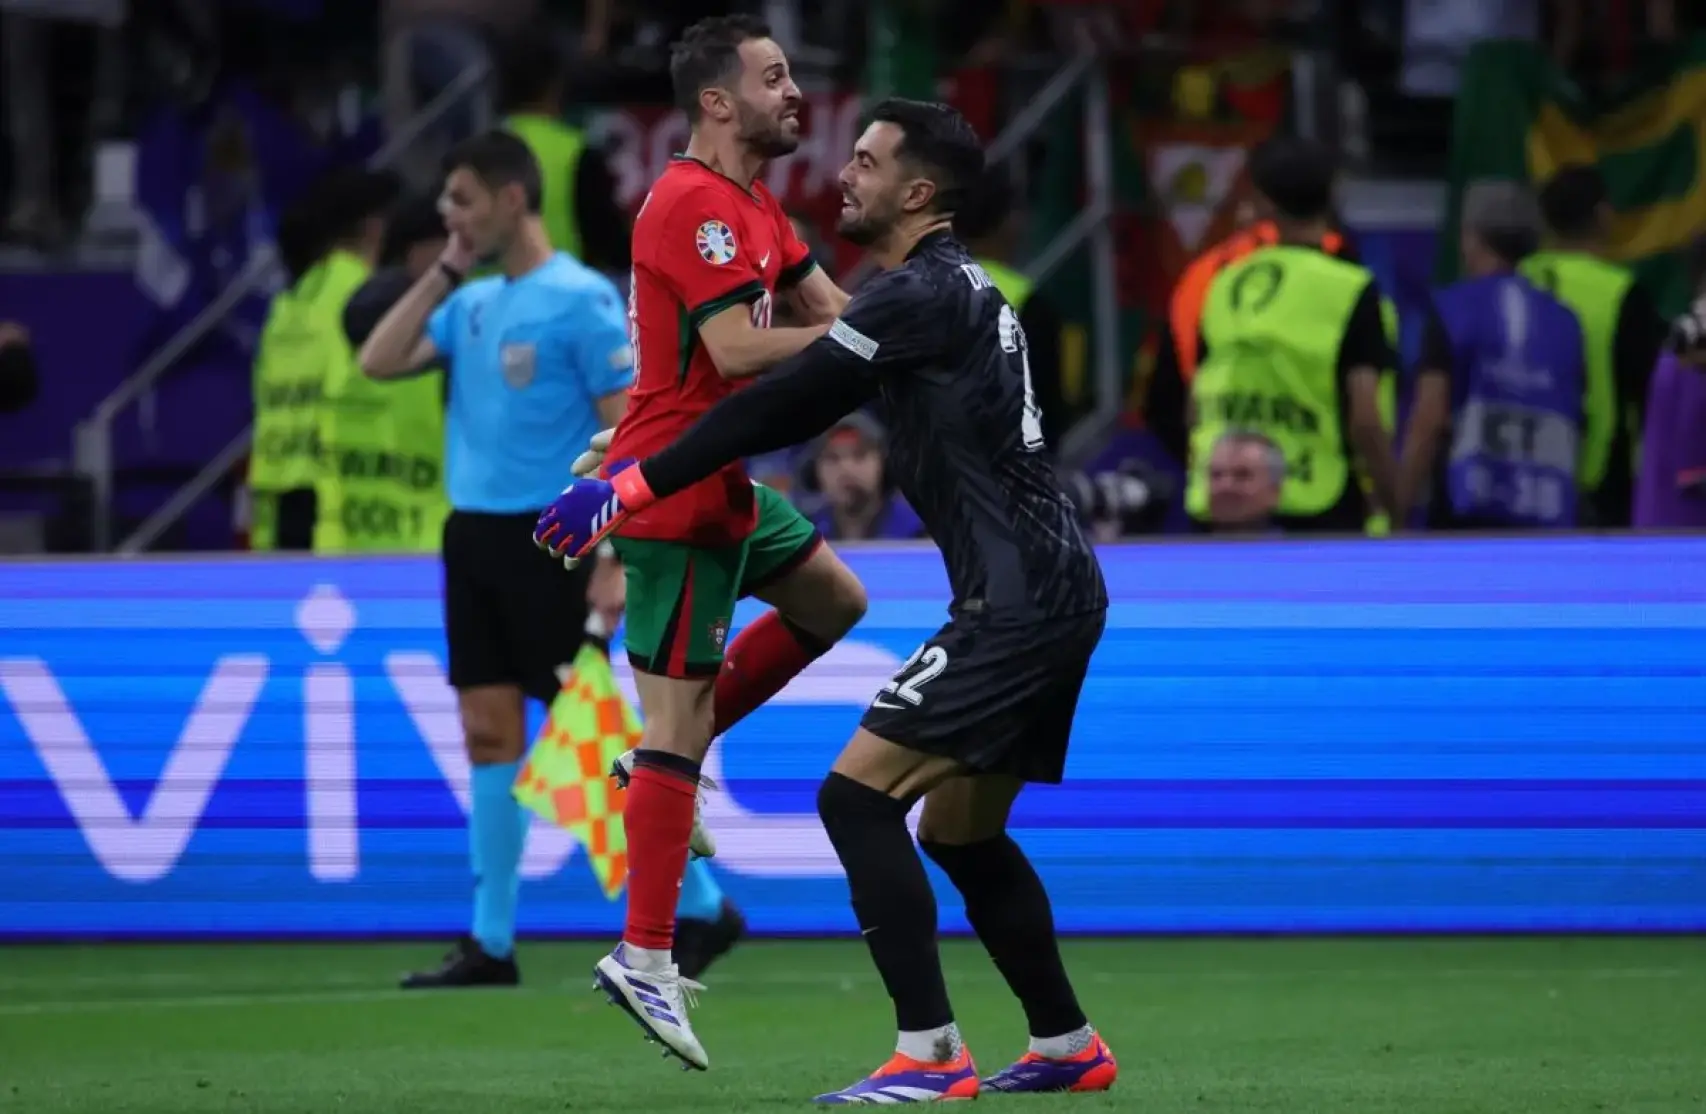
[
  {"xmin": 716, "ymin": 486, "xmax": 866, "ymax": 733},
  {"xmin": 812, "ymin": 730, "xmax": 979, "ymax": 1104},
  {"xmin": 594, "ymin": 537, "xmax": 746, "ymax": 1070},
  {"xmin": 918, "ymin": 778, "xmax": 1116, "ymax": 1094}
]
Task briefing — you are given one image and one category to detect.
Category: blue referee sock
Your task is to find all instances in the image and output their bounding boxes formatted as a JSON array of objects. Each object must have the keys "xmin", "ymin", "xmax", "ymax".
[
  {"xmin": 470, "ymin": 761, "xmax": 526, "ymax": 959},
  {"xmin": 677, "ymin": 857, "xmax": 726, "ymax": 922}
]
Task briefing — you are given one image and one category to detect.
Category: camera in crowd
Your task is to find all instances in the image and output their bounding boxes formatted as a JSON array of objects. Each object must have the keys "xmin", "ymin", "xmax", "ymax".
[
  {"xmin": 1667, "ymin": 307, "xmax": 1706, "ymax": 357},
  {"xmin": 1057, "ymin": 459, "xmax": 1176, "ymax": 536}
]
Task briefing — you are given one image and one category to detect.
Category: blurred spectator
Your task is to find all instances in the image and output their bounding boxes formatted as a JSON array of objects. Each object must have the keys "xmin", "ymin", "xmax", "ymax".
[
  {"xmin": 495, "ymin": 26, "xmax": 630, "ymax": 275},
  {"xmin": 1203, "ymin": 429, "xmax": 1283, "ymax": 533},
  {"xmin": 1184, "ymin": 137, "xmax": 1399, "ymax": 532},
  {"xmin": 956, "ymin": 166, "xmax": 1071, "ymax": 444},
  {"xmin": 1521, "ymin": 164, "xmax": 1667, "ymax": 527},
  {"xmin": 342, "ymin": 192, "xmax": 449, "ymax": 347},
  {"xmin": 0, "ymin": 321, "xmax": 38, "ymax": 413},
  {"xmin": 1145, "ymin": 182, "xmax": 1350, "ymax": 470},
  {"xmin": 801, "ymin": 413, "xmax": 925, "ymax": 542},
  {"xmin": 381, "ymin": 0, "xmax": 536, "ymax": 187},
  {"xmin": 248, "ymin": 166, "xmax": 399, "ymax": 551},
  {"xmin": 1634, "ymin": 236, "xmax": 1706, "ymax": 529},
  {"xmin": 1404, "ymin": 181, "xmax": 1586, "ymax": 530}
]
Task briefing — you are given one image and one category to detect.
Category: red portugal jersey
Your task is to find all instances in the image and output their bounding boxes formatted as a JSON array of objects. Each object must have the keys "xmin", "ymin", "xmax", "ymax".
[{"xmin": 607, "ymin": 157, "xmax": 816, "ymax": 544}]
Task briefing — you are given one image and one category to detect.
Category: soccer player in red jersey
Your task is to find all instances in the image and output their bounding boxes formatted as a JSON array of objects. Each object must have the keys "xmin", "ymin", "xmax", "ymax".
[{"xmin": 587, "ymin": 16, "xmax": 867, "ymax": 1070}]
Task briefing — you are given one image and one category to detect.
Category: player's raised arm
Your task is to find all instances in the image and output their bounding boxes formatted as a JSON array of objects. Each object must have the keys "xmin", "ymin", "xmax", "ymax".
[{"xmin": 359, "ymin": 231, "xmax": 475, "ymax": 379}]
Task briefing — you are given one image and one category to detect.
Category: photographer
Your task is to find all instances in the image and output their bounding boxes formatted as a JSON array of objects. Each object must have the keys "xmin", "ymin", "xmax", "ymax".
[{"xmin": 1634, "ymin": 237, "xmax": 1706, "ymax": 528}]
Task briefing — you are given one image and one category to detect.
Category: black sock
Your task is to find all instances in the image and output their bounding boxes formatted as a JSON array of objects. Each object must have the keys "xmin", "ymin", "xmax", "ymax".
[
  {"xmin": 817, "ymin": 772, "xmax": 954, "ymax": 1033},
  {"xmin": 922, "ymin": 834, "xmax": 1087, "ymax": 1039}
]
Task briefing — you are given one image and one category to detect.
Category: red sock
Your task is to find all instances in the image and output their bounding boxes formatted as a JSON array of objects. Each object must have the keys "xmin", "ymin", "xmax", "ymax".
[
  {"xmin": 713, "ymin": 610, "xmax": 831, "ymax": 735},
  {"xmin": 622, "ymin": 759, "xmax": 699, "ymax": 950}
]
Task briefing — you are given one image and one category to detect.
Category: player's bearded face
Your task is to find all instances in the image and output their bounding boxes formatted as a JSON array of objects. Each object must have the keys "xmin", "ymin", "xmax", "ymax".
[
  {"xmin": 734, "ymin": 88, "xmax": 801, "ymax": 158},
  {"xmin": 836, "ymin": 124, "xmax": 907, "ymax": 245},
  {"xmin": 731, "ymin": 38, "xmax": 801, "ymax": 158}
]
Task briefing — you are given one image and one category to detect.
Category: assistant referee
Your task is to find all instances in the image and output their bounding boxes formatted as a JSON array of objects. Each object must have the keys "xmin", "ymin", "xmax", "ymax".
[{"xmin": 359, "ymin": 130, "xmax": 631, "ymax": 987}]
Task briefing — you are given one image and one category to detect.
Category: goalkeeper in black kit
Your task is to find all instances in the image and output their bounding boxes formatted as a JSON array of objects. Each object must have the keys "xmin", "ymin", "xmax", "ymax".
[{"xmin": 536, "ymin": 99, "xmax": 1116, "ymax": 1103}]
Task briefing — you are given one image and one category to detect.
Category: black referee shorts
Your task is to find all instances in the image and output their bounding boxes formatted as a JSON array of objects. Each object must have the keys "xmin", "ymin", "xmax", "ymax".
[
  {"xmin": 442, "ymin": 509, "xmax": 591, "ymax": 703},
  {"xmin": 858, "ymin": 609, "xmax": 1106, "ymax": 785}
]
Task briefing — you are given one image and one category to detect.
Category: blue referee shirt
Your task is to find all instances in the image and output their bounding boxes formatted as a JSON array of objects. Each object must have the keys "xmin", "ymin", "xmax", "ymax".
[{"xmin": 427, "ymin": 253, "xmax": 634, "ymax": 513}]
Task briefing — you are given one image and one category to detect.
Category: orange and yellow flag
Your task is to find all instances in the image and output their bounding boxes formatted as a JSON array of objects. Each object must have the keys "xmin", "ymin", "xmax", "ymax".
[{"xmin": 513, "ymin": 642, "xmax": 640, "ymax": 900}]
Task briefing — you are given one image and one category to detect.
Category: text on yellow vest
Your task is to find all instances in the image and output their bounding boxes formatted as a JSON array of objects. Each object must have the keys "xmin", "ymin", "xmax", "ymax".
[
  {"xmin": 305, "ymin": 250, "xmax": 448, "ymax": 553},
  {"xmin": 1187, "ymin": 245, "xmax": 1374, "ymax": 520}
]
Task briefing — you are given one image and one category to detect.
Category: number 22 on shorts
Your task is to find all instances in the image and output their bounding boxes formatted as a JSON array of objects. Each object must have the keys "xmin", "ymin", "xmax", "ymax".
[{"xmin": 876, "ymin": 643, "xmax": 949, "ymax": 708}]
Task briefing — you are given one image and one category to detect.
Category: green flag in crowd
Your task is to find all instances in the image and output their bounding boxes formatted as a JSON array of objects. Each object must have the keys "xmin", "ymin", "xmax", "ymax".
[{"xmin": 1438, "ymin": 36, "xmax": 1706, "ymax": 315}]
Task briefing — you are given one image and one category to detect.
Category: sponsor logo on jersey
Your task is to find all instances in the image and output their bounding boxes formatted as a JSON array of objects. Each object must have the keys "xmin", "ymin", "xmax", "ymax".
[
  {"xmin": 829, "ymin": 318, "xmax": 879, "ymax": 360},
  {"xmin": 696, "ymin": 220, "xmax": 737, "ymax": 265}
]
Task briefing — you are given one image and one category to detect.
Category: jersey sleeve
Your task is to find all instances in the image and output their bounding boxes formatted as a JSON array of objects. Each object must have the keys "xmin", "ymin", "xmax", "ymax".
[
  {"xmin": 809, "ymin": 268, "xmax": 939, "ymax": 382},
  {"xmin": 777, "ymin": 208, "xmax": 818, "ymax": 290},
  {"xmin": 561, "ymin": 276, "xmax": 636, "ymax": 399},
  {"xmin": 425, "ymin": 287, "xmax": 462, "ymax": 361},
  {"xmin": 652, "ymin": 187, "xmax": 767, "ymax": 331}
]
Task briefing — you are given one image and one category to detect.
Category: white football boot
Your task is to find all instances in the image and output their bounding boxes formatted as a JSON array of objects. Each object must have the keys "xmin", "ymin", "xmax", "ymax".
[{"xmin": 594, "ymin": 944, "xmax": 710, "ymax": 1071}]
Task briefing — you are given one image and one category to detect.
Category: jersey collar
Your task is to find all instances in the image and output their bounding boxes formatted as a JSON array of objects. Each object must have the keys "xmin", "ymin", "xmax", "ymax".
[
  {"xmin": 671, "ymin": 154, "xmax": 765, "ymax": 204},
  {"xmin": 905, "ymin": 228, "xmax": 954, "ymax": 260}
]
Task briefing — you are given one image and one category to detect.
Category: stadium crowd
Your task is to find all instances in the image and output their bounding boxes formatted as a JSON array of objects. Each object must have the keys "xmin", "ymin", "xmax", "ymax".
[{"xmin": 1, "ymin": 0, "xmax": 1704, "ymax": 552}]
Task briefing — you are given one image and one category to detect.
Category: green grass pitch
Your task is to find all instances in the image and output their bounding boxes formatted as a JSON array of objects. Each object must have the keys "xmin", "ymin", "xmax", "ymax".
[{"xmin": 2, "ymin": 938, "xmax": 1703, "ymax": 1112}]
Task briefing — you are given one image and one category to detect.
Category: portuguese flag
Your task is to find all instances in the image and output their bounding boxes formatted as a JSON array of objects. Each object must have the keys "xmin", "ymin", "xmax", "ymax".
[{"xmin": 1437, "ymin": 36, "xmax": 1706, "ymax": 314}]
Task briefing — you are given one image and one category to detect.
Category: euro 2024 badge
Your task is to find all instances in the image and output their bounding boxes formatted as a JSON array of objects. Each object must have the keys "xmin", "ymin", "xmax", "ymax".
[
  {"xmin": 697, "ymin": 220, "xmax": 737, "ymax": 266},
  {"xmin": 501, "ymin": 342, "xmax": 536, "ymax": 387}
]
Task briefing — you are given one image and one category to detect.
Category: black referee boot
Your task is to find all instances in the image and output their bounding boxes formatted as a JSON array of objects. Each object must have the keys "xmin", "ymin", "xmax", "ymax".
[
  {"xmin": 674, "ymin": 898, "xmax": 747, "ymax": 980},
  {"xmin": 399, "ymin": 935, "xmax": 521, "ymax": 989}
]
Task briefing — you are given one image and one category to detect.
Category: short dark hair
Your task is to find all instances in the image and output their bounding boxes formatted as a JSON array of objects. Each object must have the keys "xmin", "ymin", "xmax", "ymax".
[
  {"xmin": 444, "ymin": 130, "xmax": 542, "ymax": 212},
  {"xmin": 1248, "ymin": 137, "xmax": 1335, "ymax": 222},
  {"xmin": 279, "ymin": 165, "xmax": 400, "ymax": 279},
  {"xmin": 953, "ymin": 165, "xmax": 1015, "ymax": 242},
  {"xmin": 1538, "ymin": 164, "xmax": 1607, "ymax": 238},
  {"xmin": 670, "ymin": 15, "xmax": 772, "ymax": 120},
  {"xmin": 866, "ymin": 98, "xmax": 985, "ymax": 218},
  {"xmin": 496, "ymin": 24, "xmax": 565, "ymax": 114},
  {"xmin": 380, "ymin": 193, "xmax": 447, "ymax": 266}
]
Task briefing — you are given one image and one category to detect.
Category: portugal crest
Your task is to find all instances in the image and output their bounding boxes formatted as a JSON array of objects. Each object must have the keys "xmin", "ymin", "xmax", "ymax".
[{"xmin": 696, "ymin": 220, "xmax": 737, "ymax": 265}]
